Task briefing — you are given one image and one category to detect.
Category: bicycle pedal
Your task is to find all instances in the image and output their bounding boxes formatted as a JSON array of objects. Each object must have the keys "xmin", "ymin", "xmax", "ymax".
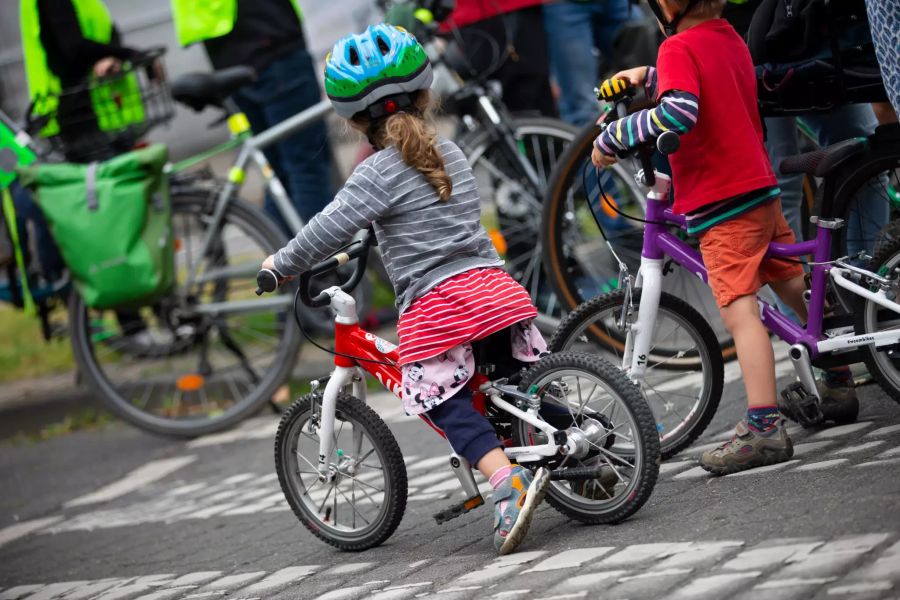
[
  {"xmin": 778, "ymin": 382, "xmax": 824, "ymax": 428},
  {"xmin": 432, "ymin": 494, "xmax": 485, "ymax": 525}
]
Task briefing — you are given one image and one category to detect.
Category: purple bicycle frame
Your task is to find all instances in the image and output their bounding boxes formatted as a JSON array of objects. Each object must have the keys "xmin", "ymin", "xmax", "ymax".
[{"xmin": 641, "ymin": 197, "xmax": 831, "ymax": 358}]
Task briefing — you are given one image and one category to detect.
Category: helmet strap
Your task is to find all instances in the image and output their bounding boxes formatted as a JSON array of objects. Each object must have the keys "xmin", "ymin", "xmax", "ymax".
[{"xmin": 648, "ymin": 0, "xmax": 702, "ymax": 37}]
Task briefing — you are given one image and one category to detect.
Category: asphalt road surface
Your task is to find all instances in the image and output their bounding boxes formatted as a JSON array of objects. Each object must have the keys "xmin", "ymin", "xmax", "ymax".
[{"xmin": 2, "ymin": 354, "xmax": 900, "ymax": 600}]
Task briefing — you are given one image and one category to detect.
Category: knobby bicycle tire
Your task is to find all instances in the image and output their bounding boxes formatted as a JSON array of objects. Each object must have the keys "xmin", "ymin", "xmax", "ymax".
[
  {"xmin": 69, "ymin": 191, "xmax": 302, "ymax": 437},
  {"xmin": 275, "ymin": 392, "xmax": 408, "ymax": 551},
  {"xmin": 512, "ymin": 352, "xmax": 660, "ymax": 524}
]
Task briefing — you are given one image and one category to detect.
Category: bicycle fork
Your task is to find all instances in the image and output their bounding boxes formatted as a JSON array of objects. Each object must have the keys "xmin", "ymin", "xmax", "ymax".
[{"xmin": 623, "ymin": 171, "xmax": 672, "ymax": 380}]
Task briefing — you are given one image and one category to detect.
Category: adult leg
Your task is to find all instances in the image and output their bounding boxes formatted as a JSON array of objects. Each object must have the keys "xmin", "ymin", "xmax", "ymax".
[
  {"xmin": 501, "ymin": 7, "xmax": 558, "ymax": 117},
  {"xmin": 232, "ymin": 84, "xmax": 290, "ymax": 233},
  {"xmin": 805, "ymin": 105, "xmax": 889, "ymax": 258},
  {"xmin": 260, "ymin": 48, "xmax": 333, "ymax": 225},
  {"xmin": 765, "ymin": 116, "xmax": 804, "ymax": 240},
  {"xmin": 543, "ymin": 1, "xmax": 599, "ymax": 126}
]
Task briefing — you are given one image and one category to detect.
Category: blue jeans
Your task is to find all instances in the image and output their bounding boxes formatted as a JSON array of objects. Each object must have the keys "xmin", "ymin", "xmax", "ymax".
[
  {"xmin": 543, "ymin": 0, "xmax": 641, "ymax": 126},
  {"xmin": 234, "ymin": 47, "xmax": 332, "ymax": 235},
  {"xmin": 766, "ymin": 104, "xmax": 889, "ymax": 257}
]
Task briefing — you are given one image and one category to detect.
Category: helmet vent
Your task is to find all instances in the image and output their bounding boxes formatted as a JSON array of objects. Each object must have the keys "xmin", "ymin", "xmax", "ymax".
[
  {"xmin": 376, "ymin": 35, "xmax": 390, "ymax": 56},
  {"xmin": 348, "ymin": 45, "xmax": 360, "ymax": 66}
]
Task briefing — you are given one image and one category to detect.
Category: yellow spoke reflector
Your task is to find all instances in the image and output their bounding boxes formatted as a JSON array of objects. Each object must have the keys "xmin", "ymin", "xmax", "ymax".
[{"xmin": 177, "ymin": 374, "xmax": 205, "ymax": 392}]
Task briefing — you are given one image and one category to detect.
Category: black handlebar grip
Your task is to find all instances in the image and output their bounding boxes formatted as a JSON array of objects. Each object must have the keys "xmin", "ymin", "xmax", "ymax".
[
  {"xmin": 656, "ymin": 131, "xmax": 680, "ymax": 156},
  {"xmin": 255, "ymin": 268, "xmax": 281, "ymax": 295}
]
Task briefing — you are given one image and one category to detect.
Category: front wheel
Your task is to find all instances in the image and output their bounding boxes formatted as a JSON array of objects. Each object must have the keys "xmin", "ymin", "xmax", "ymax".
[
  {"xmin": 549, "ymin": 290, "xmax": 724, "ymax": 460},
  {"xmin": 512, "ymin": 352, "xmax": 660, "ymax": 524},
  {"xmin": 275, "ymin": 393, "xmax": 408, "ymax": 551}
]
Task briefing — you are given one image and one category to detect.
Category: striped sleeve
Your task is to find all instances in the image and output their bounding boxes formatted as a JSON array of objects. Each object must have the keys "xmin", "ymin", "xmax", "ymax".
[
  {"xmin": 594, "ymin": 89, "xmax": 699, "ymax": 156},
  {"xmin": 273, "ymin": 163, "xmax": 391, "ymax": 276}
]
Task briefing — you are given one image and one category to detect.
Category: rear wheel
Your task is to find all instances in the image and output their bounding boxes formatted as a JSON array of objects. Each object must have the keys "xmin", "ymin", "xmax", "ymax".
[
  {"xmin": 69, "ymin": 192, "xmax": 302, "ymax": 437},
  {"xmin": 275, "ymin": 392, "xmax": 407, "ymax": 551},
  {"xmin": 512, "ymin": 352, "xmax": 660, "ymax": 524}
]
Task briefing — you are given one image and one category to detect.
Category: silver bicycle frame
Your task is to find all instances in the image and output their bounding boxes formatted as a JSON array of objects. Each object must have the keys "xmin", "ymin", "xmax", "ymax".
[{"xmin": 184, "ymin": 99, "xmax": 334, "ymax": 308}]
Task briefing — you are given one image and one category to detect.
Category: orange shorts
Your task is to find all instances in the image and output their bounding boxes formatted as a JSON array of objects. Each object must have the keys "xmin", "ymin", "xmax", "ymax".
[{"xmin": 697, "ymin": 199, "xmax": 805, "ymax": 308}]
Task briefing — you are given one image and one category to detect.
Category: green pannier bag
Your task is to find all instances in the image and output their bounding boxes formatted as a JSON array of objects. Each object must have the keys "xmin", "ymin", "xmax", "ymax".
[{"xmin": 17, "ymin": 144, "xmax": 174, "ymax": 308}]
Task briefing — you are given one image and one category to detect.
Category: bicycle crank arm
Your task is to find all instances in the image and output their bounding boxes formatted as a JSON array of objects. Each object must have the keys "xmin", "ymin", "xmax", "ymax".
[{"xmin": 549, "ymin": 465, "xmax": 611, "ymax": 482}]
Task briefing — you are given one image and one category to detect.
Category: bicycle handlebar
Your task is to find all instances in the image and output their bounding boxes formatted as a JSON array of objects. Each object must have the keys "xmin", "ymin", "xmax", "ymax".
[
  {"xmin": 595, "ymin": 77, "xmax": 680, "ymax": 184},
  {"xmin": 255, "ymin": 231, "xmax": 374, "ymax": 308}
]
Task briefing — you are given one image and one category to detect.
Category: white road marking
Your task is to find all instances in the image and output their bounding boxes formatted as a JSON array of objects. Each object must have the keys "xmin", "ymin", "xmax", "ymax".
[
  {"xmin": 791, "ymin": 441, "xmax": 836, "ymax": 457},
  {"xmin": 755, "ymin": 577, "xmax": 836, "ymax": 589},
  {"xmin": 832, "ymin": 441, "xmax": 885, "ymax": 454},
  {"xmin": 726, "ymin": 460, "xmax": 800, "ymax": 477},
  {"xmin": 877, "ymin": 446, "xmax": 900, "ymax": 458},
  {"xmin": 65, "ymin": 457, "xmax": 197, "ymax": 508},
  {"xmin": 723, "ymin": 542, "xmax": 823, "ymax": 570},
  {"xmin": 325, "ymin": 563, "xmax": 376, "ymax": 576},
  {"xmin": 186, "ymin": 418, "xmax": 278, "ymax": 448},
  {"xmin": 811, "ymin": 422, "xmax": 873, "ymax": 439},
  {"xmin": 865, "ymin": 424, "xmax": 900, "ymax": 437},
  {"xmin": 599, "ymin": 543, "xmax": 693, "ymax": 566},
  {"xmin": 855, "ymin": 458, "xmax": 900, "ymax": 468},
  {"xmin": 22, "ymin": 582, "xmax": 88, "ymax": 600},
  {"xmin": 60, "ymin": 578, "xmax": 128, "ymax": 599},
  {"xmin": 0, "ymin": 586, "xmax": 43, "ymax": 600},
  {"xmin": 672, "ymin": 466, "xmax": 708, "ymax": 480},
  {"xmin": 166, "ymin": 573, "xmax": 222, "ymax": 587},
  {"xmin": 556, "ymin": 572, "xmax": 627, "ymax": 593},
  {"xmin": 794, "ymin": 459, "xmax": 849, "ymax": 471},
  {"xmin": 655, "ymin": 542, "xmax": 744, "ymax": 568},
  {"xmin": 523, "ymin": 547, "xmax": 614, "ymax": 572},
  {"xmin": 827, "ymin": 581, "xmax": 894, "ymax": 594},
  {"xmin": 242, "ymin": 566, "xmax": 319, "ymax": 592},
  {"xmin": 203, "ymin": 572, "xmax": 266, "ymax": 590},
  {"xmin": 0, "ymin": 516, "xmax": 63, "ymax": 548},
  {"xmin": 669, "ymin": 572, "xmax": 761, "ymax": 598},
  {"xmin": 659, "ymin": 461, "xmax": 694, "ymax": 475},
  {"xmin": 617, "ymin": 568, "xmax": 693, "ymax": 582}
]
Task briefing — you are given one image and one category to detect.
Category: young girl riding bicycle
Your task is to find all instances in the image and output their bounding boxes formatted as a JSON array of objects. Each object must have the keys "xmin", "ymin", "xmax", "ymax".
[
  {"xmin": 592, "ymin": 0, "xmax": 858, "ymax": 474},
  {"xmin": 262, "ymin": 24, "xmax": 550, "ymax": 554}
]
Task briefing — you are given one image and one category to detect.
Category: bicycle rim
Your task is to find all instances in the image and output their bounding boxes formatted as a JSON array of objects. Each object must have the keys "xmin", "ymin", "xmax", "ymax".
[{"xmin": 70, "ymin": 194, "xmax": 301, "ymax": 437}]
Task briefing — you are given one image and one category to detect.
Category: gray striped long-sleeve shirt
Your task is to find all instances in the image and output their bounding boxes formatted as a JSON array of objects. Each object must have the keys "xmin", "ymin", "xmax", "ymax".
[{"xmin": 273, "ymin": 137, "xmax": 503, "ymax": 313}]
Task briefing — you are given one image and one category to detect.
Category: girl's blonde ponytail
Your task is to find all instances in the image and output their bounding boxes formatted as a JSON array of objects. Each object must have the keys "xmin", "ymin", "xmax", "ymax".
[{"xmin": 353, "ymin": 91, "xmax": 452, "ymax": 201}]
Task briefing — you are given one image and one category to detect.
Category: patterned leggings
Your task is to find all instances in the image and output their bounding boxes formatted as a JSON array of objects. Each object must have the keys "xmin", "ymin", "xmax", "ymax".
[{"xmin": 866, "ymin": 0, "xmax": 900, "ymax": 115}]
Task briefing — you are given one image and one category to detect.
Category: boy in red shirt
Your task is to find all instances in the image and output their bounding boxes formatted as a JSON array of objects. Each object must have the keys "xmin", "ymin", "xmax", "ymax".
[{"xmin": 591, "ymin": 0, "xmax": 810, "ymax": 475}]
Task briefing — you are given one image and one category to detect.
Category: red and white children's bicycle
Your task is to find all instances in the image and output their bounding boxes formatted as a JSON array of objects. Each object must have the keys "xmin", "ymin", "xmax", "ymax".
[{"xmin": 256, "ymin": 232, "xmax": 660, "ymax": 551}]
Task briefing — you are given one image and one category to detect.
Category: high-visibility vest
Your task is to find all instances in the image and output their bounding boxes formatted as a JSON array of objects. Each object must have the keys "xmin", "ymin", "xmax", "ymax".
[
  {"xmin": 170, "ymin": 0, "xmax": 304, "ymax": 47},
  {"xmin": 20, "ymin": 0, "xmax": 144, "ymax": 137}
]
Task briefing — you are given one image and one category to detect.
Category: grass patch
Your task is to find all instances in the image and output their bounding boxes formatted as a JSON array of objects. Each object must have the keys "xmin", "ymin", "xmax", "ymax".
[
  {"xmin": 0, "ymin": 305, "xmax": 74, "ymax": 383},
  {"xmin": 5, "ymin": 407, "xmax": 114, "ymax": 445}
]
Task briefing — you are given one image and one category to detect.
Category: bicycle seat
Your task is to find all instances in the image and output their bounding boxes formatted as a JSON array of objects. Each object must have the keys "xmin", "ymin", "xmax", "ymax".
[
  {"xmin": 779, "ymin": 137, "xmax": 868, "ymax": 178},
  {"xmin": 170, "ymin": 66, "xmax": 257, "ymax": 111}
]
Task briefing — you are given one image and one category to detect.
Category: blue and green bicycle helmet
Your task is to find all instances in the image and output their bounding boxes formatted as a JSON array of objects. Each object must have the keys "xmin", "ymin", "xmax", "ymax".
[{"xmin": 324, "ymin": 24, "xmax": 434, "ymax": 119}]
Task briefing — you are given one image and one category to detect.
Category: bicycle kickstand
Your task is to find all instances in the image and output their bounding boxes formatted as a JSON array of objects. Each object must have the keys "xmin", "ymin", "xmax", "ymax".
[{"xmin": 432, "ymin": 453, "xmax": 485, "ymax": 525}]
